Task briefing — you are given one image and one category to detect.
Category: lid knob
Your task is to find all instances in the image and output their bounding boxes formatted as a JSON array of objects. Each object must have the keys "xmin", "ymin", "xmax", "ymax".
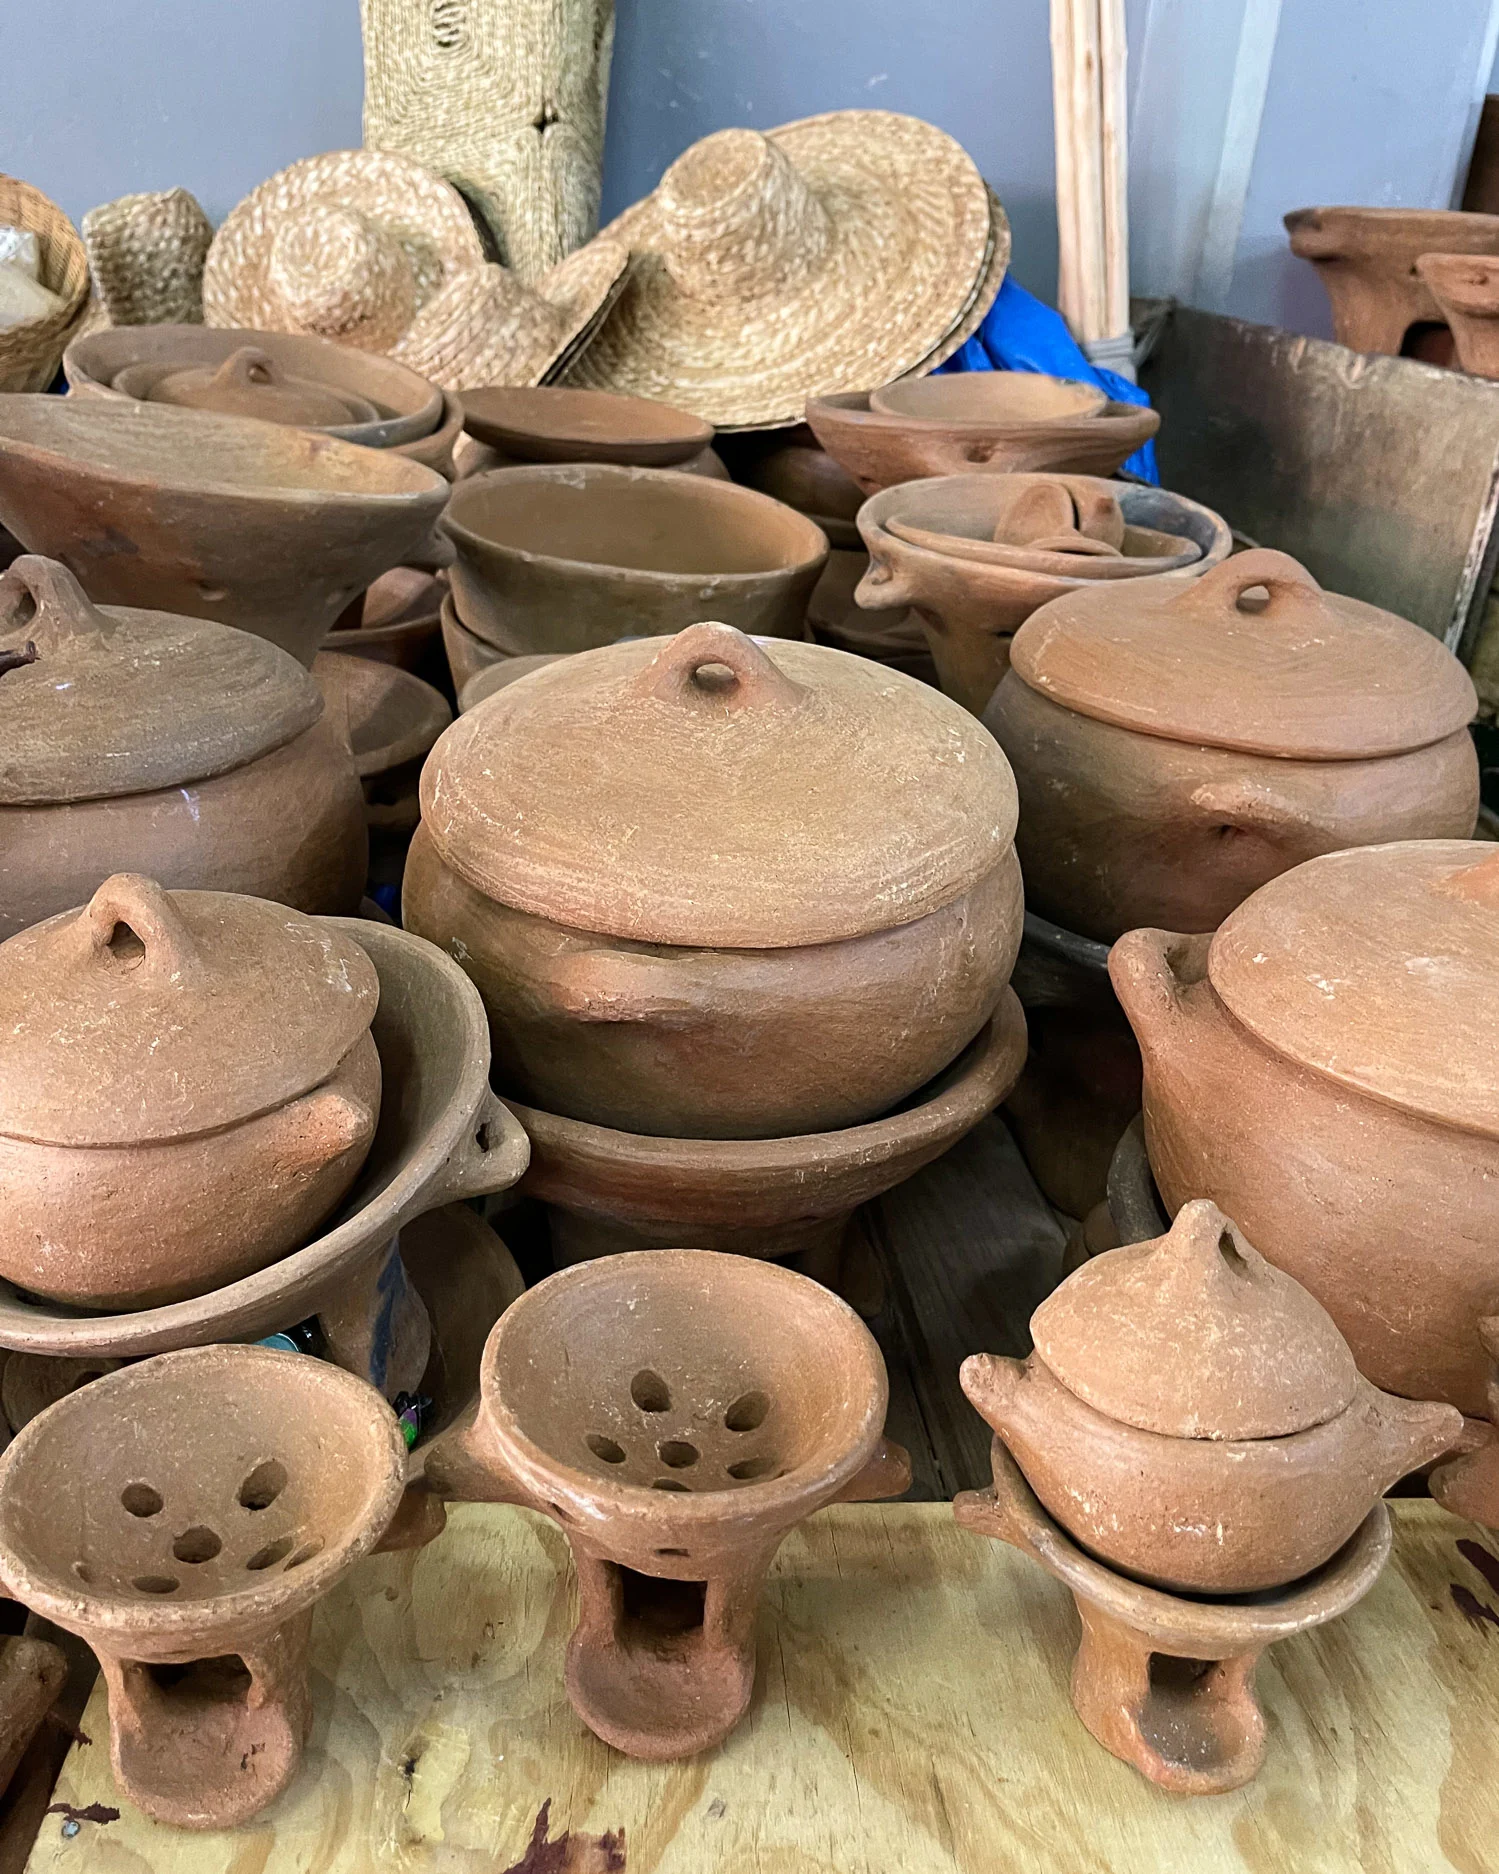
[
  {"xmin": 208, "ymin": 345, "xmax": 286, "ymax": 395},
  {"xmin": 0, "ymin": 556, "xmax": 109, "ymax": 655},
  {"xmin": 1170, "ymin": 546, "xmax": 1322, "ymax": 621},
  {"xmin": 633, "ymin": 621, "xmax": 805, "ymax": 714},
  {"xmin": 67, "ymin": 874, "xmax": 203, "ymax": 986}
]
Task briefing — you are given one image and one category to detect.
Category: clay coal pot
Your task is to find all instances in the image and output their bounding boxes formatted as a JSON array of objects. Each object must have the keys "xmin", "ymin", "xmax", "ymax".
[
  {"xmin": 442, "ymin": 464, "xmax": 828, "ymax": 655},
  {"xmin": 314, "ymin": 650, "xmax": 451, "ymax": 842},
  {"xmin": 1111, "ymin": 841, "xmax": 1499, "ymax": 1416},
  {"xmin": 505, "ymin": 995, "xmax": 1027, "ymax": 1274},
  {"xmin": 422, "ymin": 1249, "xmax": 909, "ymax": 1757},
  {"xmin": 859, "ymin": 472, "xmax": 1232, "ymax": 716},
  {"xmin": 65, "ymin": 324, "xmax": 445, "ymax": 450},
  {"xmin": 459, "ymin": 385, "xmax": 713, "ymax": 467},
  {"xmin": 405, "ymin": 624, "xmax": 1023, "ymax": 1138},
  {"xmin": 0, "ymin": 556, "xmax": 367, "ymax": 939},
  {"xmin": 0, "ymin": 1345, "xmax": 407, "ymax": 1828},
  {"xmin": 806, "ymin": 389, "xmax": 1160, "ymax": 495},
  {"xmin": 0, "ymin": 397, "xmax": 450, "ymax": 667},
  {"xmin": 956, "ymin": 1441, "xmax": 1391, "ymax": 1794},
  {"xmin": 986, "ymin": 548, "xmax": 1479, "ymax": 941},
  {"xmin": 869, "ymin": 372, "xmax": 1106, "ymax": 423},
  {"xmin": 458, "ymin": 653, "xmax": 562, "ymax": 712},
  {"xmin": 1415, "ymin": 251, "xmax": 1499, "ymax": 378},
  {"xmin": 325, "ymin": 566, "xmax": 446, "ymax": 682},
  {"xmin": 1285, "ymin": 206, "xmax": 1499, "ymax": 353},
  {"xmin": 0, "ymin": 876, "xmax": 381, "ymax": 1310}
]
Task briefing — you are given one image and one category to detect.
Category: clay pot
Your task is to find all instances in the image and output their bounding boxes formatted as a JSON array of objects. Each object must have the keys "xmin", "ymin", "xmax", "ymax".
[
  {"xmin": 859, "ymin": 473, "xmax": 1232, "ymax": 716},
  {"xmin": 314, "ymin": 651, "xmax": 451, "ymax": 842},
  {"xmin": 1285, "ymin": 206, "xmax": 1499, "ymax": 353},
  {"xmin": 325, "ymin": 566, "xmax": 446, "ymax": 681},
  {"xmin": 505, "ymin": 995, "xmax": 1027, "ymax": 1273},
  {"xmin": 405, "ymin": 624, "xmax": 1023, "ymax": 1137},
  {"xmin": 393, "ymin": 393, "xmax": 465, "ymax": 480},
  {"xmin": 724, "ymin": 425, "xmax": 866, "ymax": 547},
  {"xmin": 806, "ymin": 389, "xmax": 1160, "ymax": 495},
  {"xmin": 442, "ymin": 464, "xmax": 828, "ymax": 655},
  {"xmin": 806, "ymin": 545, "xmax": 933, "ymax": 680},
  {"xmin": 0, "ymin": 397, "xmax": 450, "ymax": 668},
  {"xmin": 1414, "ymin": 251, "xmax": 1499, "ymax": 378},
  {"xmin": 1111, "ymin": 840, "xmax": 1499, "ymax": 1415},
  {"xmin": 0, "ymin": 1345, "xmax": 407, "ymax": 1827},
  {"xmin": 0, "ymin": 556, "xmax": 367, "ymax": 940},
  {"xmin": 459, "ymin": 385, "xmax": 713, "ymax": 467},
  {"xmin": 422, "ymin": 1249, "xmax": 909, "ymax": 1757},
  {"xmin": 987, "ymin": 548, "xmax": 1479, "ymax": 941},
  {"xmin": 869, "ymin": 372, "xmax": 1106, "ymax": 423},
  {"xmin": 440, "ymin": 589, "xmax": 507, "ymax": 695},
  {"xmin": 0, "ymin": 1634, "xmax": 66, "ymax": 1799},
  {"xmin": 458, "ymin": 653, "xmax": 562, "ymax": 712}
]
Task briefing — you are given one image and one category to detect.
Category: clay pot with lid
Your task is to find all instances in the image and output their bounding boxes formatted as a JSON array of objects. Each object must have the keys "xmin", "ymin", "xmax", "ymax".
[
  {"xmin": 421, "ymin": 1249, "xmax": 909, "ymax": 1757},
  {"xmin": 404, "ymin": 622, "xmax": 1023, "ymax": 1138},
  {"xmin": 1285, "ymin": 206, "xmax": 1499, "ymax": 353},
  {"xmin": 859, "ymin": 471, "xmax": 1232, "ymax": 715},
  {"xmin": 442, "ymin": 464, "xmax": 828, "ymax": 656},
  {"xmin": 0, "ymin": 555, "xmax": 367, "ymax": 939},
  {"xmin": 0, "ymin": 875, "xmax": 381, "ymax": 1310},
  {"xmin": 1111, "ymin": 840, "xmax": 1499, "ymax": 1416},
  {"xmin": 986, "ymin": 548, "xmax": 1479, "ymax": 941}
]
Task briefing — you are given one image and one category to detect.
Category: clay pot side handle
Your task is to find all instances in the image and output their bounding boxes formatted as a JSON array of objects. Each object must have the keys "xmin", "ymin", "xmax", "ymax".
[
  {"xmin": 0, "ymin": 555, "xmax": 110, "ymax": 655},
  {"xmin": 425, "ymin": 1085, "xmax": 531, "ymax": 1207},
  {"xmin": 420, "ymin": 1403, "xmax": 535, "ymax": 1509},
  {"xmin": 1107, "ymin": 927, "xmax": 1210, "ymax": 1041},
  {"xmin": 834, "ymin": 1436, "xmax": 912, "ymax": 1503},
  {"xmin": 537, "ymin": 948, "xmax": 724, "ymax": 1026},
  {"xmin": 1168, "ymin": 547, "xmax": 1321, "ymax": 623},
  {"xmin": 1186, "ymin": 775, "xmax": 1328, "ymax": 847},
  {"xmin": 69, "ymin": 874, "xmax": 205, "ymax": 985},
  {"xmin": 635, "ymin": 621, "xmax": 805, "ymax": 713},
  {"xmin": 854, "ymin": 535, "xmax": 917, "ymax": 611}
]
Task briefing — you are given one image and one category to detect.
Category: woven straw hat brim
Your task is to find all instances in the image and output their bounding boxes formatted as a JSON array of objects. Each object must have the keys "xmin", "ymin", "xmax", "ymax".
[
  {"xmin": 914, "ymin": 189, "xmax": 1010, "ymax": 376},
  {"xmin": 202, "ymin": 149, "xmax": 487, "ymax": 333},
  {"xmin": 82, "ymin": 188, "xmax": 213, "ymax": 328},
  {"xmin": 566, "ymin": 111, "xmax": 993, "ymax": 428}
]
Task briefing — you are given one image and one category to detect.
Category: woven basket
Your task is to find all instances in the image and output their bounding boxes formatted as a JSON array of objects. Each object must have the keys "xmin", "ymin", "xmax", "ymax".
[{"xmin": 0, "ymin": 177, "xmax": 89, "ymax": 391}]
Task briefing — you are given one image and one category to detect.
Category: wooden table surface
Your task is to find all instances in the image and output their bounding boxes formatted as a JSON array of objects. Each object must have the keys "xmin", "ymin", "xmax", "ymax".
[{"xmin": 24, "ymin": 1499, "xmax": 1499, "ymax": 1873}]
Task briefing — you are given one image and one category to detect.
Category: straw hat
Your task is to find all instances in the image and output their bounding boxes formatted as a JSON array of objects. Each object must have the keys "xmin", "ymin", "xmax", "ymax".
[
  {"xmin": 81, "ymin": 188, "xmax": 213, "ymax": 327},
  {"xmin": 564, "ymin": 111, "xmax": 996, "ymax": 429},
  {"xmin": 921, "ymin": 188, "xmax": 1011, "ymax": 373}
]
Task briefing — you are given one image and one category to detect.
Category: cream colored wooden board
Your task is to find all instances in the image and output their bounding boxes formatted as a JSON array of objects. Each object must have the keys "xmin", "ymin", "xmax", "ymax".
[{"xmin": 24, "ymin": 1501, "xmax": 1499, "ymax": 1873}]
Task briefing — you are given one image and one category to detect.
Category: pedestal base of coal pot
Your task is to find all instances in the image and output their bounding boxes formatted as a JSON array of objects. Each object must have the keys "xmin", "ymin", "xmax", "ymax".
[
  {"xmin": 955, "ymin": 1442, "xmax": 1390, "ymax": 1795},
  {"xmin": 0, "ymin": 1632, "xmax": 65, "ymax": 1798}
]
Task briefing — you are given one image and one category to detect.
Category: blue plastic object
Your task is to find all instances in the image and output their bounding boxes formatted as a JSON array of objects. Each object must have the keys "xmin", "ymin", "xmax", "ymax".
[{"xmin": 938, "ymin": 276, "xmax": 1158, "ymax": 483}]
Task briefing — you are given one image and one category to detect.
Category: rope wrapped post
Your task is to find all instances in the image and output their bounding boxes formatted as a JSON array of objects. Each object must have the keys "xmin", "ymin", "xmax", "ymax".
[{"xmin": 1050, "ymin": 0, "xmax": 1134, "ymax": 378}]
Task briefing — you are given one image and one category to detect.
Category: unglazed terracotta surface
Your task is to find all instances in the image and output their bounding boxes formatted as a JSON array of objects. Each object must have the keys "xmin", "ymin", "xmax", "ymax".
[
  {"xmin": 0, "ymin": 1345, "xmax": 407, "ymax": 1827},
  {"xmin": 114, "ymin": 348, "xmax": 379, "ymax": 429},
  {"xmin": 326, "ymin": 565, "xmax": 446, "ymax": 682},
  {"xmin": 869, "ymin": 372, "xmax": 1106, "ymax": 423},
  {"xmin": 457, "ymin": 652, "xmax": 563, "ymax": 712},
  {"xmin": 1285, "ymin": 206, "xmax": 1499, "ymax": 353},
  {"xmin": 459, "ymin": 385, "xmax": 714, "ymax": 466},
  {"xmin": 1416, "ymin": 251, "xmax": 1499, "ymax": 378},
  {"xmin": 0, "ymin": 1633, "xmax": 66, "ymax": 1799},
  {"xmin": 439, "ymin": 590, "xmax": 507, "ymax": 695},
  {"xmin": 421, "ymin": 1249, "xmax": 909, "ymax": 1757}
]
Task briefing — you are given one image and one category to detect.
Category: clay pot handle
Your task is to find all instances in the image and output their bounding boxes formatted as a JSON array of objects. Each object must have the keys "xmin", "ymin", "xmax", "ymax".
[
  {"xmin": 1170, "ymin": 547, "xmax": 1321, "ymax": 621},
  {"xmin": 419, "ymin": 1402, "xmax": 534, "ymax": 1508},
  {"xmin": 210, "ymin": 345, "xmax": 285, "ymax": 393},
  {"xmin": 71, "ymin": 874, "xmax": 203, "ymax": 983},
  {"xmin": 835, "ymin": 1436, "xmax": 912, "ymax": 1503},
  {"xmin": 425, "ymin": 1086, "xmax": 531, "ymax": 1207},
  {"xmin": 634, "ymin": 622, "xmax": 804, "ymax": 712},
  {"xmin": 1107, "ymin": 926, "xmax": 1208, "ymax": 1044},
  {"xmin": 0, "ymin": 556, "xmax": 109, "ymax": 655}
]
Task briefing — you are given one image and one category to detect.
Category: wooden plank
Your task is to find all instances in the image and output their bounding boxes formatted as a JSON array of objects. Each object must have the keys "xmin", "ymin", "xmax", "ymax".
[{"xmin": 23, "ymin": 1501, "xmax": 1499, "ymax": 1872}]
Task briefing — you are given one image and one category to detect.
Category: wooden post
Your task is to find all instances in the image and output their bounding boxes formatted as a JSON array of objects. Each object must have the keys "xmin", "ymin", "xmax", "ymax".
[{"xmin": 1052, "ymin": 0, "xmax": 1134, "ymax": 371}]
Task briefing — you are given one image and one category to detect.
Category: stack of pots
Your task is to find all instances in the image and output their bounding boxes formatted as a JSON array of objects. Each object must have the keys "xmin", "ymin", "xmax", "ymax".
[
  {"xmin": 456, "ymin": 384, "xmax": 727, "ymax": 480},
  {"xmin": 404, "ymin": 621, "xmax": 1030, "ymax": 1284}
]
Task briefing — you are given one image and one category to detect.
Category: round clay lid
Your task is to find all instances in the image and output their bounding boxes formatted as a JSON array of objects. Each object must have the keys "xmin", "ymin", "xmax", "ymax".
[
  {"xmin": 1033, "ymin": 1200, "xmax": 1358, "ymax": 1439},
  {"xmin": 115, "ymin": 346, "xmax": 379, "ymax": 429},
  {"xmin": 421, "ymin": 622, "xmax": 1017, "ymax": 947},
  {"xmin": 1209, "ymin": 839, "xmax": 1499, "ymax": 1141},
  {"xmin": 0, "ymin": 875, "xmax": 379, "ymax": 1147},
  {"xmin": 1008, "ymin": 547, "xmax": 1476, "ymax": 758},
  {"xmin": 0, "ymin": 556, "xmax": 321, "ymax": 805}
]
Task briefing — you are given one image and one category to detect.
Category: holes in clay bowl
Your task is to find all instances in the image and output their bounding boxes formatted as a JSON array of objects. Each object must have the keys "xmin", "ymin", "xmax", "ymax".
[
  {"xmin": 120, "ymin": 1483, "xmax": 163, "ymax": 1519},
  {"xmin": 657, "ymin": 1440, "xmax": 699, "ymax": 1470},
  {"xmin": 238, "ymin": 1460, "xmax": 288, "ymax": 1512},
  {"xmin": 245, "ymin": 1535, "xmax": 296, "ymax": 1572},
  {"xmin": 133, "ymin": 1575, "xmax": 179, "ymax": 1595},
  {"xmin": 656, "ymin": 1547, "xmax": 689, "ymax": 1558},
  {"xmin": 651, "ymin": 1478, "xmax": 690, "ymax": 1492},
  {"xmin": 284, "ymin": 1538, "xmax": 324, "ymax": 1571},
  {"xmin": 586, "ymin": 1433, "xmax": 626, "ymax": 1466},
  {"xmin": 630, "ymin": 1370, "xmax": 671, "ymax": 1414},
  {"xmin": 724, "ymin": 1391, "xmax": 770, "ymax": 1434},
  {"xmin": 726, "ymin": 1454, "xmax": 779, "ymax": 1482},
  {"xmin": 172, "ymin": 1527, "xmax": 222, "ymax": 1565}
]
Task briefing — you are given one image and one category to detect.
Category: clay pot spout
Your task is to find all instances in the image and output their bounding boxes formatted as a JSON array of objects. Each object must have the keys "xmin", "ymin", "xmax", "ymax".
[
  {"xmin": 1360, "ymin": 1391, "xmax": 1463, "ymax": 1494},
  {"xmin": 959, "ymin": 1353, "xmax": 1025, "ymax": 1437}
]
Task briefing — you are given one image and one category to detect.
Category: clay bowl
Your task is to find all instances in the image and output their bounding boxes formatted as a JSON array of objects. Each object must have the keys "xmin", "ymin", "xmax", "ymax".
[
  {"xmin": 0, "ymin": 398, "xmax": 451, "ymax": 667},
  {"xmin": 392, "ymin": 392, "xmax": 465, "ymax": 479},
  {"xmin": 0, "ymin": 1345, "xmax": 406, "ymax": 1827},
  {"xmin": 459, "ymin": 385, "xmax": 713, "ymax": 467},
  {"xmin": 503, "ymin": 990, "xmax": 1027, "ymax": 1272},
  {"xmin": 441, "ymin": 589, "xmax": 508, "ymax": 694},
  {"xmin": 1285, "ymin": 206, "xmax": 1499, "ymax": 354},
  {"xmin": 314, "ymin": 651, "xmax": 451, "ymax": 840},
  {"xmin": 459, "ymin": 654, "xmax": 563, "ymax": 712},
  {"xmin": 325, "ymin": 566, "xmax": 446, "ymax": 678},
  {"xmin": 422, "ymin": 1249, "xmax": 907, "ymax": 1757},
  {"xmin": 858, "ymin": 473, "xmax": 1232, "ymax": 716},
  {"xmin": 1415, "ymin": 252, "xmax": 1499, "ymax": 378},
  {"xmin": 442, "ymin": 464, "xmax": 829, "ymax": 655},
  {"xmin": 723, "ymin": 426, "xmax": 866, "ymax": 548},
  {"xmin": 64, "ymin": 324, "xmax": 444, "ymax": 449},
  {"xmin": 869, "ymin": 372, "xmax": 1107, "ymax": 423},
  {"xmin": 806, "ymin": 390, "xmax": 1160, "ymax": 495},
  {"xmin": 0, "ymin": 919, "xmax": 529, "ymax": 1362}
]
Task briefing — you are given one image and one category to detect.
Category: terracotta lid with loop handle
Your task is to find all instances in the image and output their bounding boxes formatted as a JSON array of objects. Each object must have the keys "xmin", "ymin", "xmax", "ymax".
[
  {"xmin": 1008, "ymin": 546, "xmax": 1477, "ymax": 759},
  {"xmin": 115, "ymin": 345, "xmax": 381, "ymax": 429},
  {"xmin": 419, "ymin": 620, "xmax": 1018, "ymax": 949}
]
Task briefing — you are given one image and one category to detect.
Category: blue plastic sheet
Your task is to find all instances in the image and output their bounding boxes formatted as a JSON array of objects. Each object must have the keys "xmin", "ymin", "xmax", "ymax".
[{"xmin": 937, "ymin": 276, "xmax": 1158, "ymax": 483}]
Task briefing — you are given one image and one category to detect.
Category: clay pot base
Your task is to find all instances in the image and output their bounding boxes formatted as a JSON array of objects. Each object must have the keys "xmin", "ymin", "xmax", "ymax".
[
  {"xmin": 956, "ymin": 1442, "xmax": 1390, "ymax": 1794},
  {"xmin": 0, "ymin": 1633, "xmax": 66, "ymax": 1797}
]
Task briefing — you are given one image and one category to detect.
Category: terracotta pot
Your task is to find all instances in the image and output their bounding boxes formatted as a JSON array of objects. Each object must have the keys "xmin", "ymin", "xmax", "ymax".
[
  {"xmin": 859, "ymin": 473, "xmax": 1232, "ymax": 717},
  {"xmin": 64, "ymin": 323, "xmax": 444, "ymax": 448},
  {"xmin": 987, "ymin": 548, "xmax": 1479, "ymax": 941},
  {"xmin": 458, "ymin": 653, "xmax": 563, "ymax": 712},
  {"xmin": 0, "ymin": 1345, "xmax": 407, "ymax": 1827},
  {"xmin": 440, "ymin": 589, "xmax": 507, "ymax": 695},
  {"xmin": 1285, "ymin": 206, "xmax": 1499, "ymax": 353},
  {"xmin": 392, "ymin": 392, "xmax": 464, "ymax": 480},
  {"xmin": 442, "ymin": 464, "xmax": 828, "ymax": 655},
  {"xmin": 0, "ymin": 556, "xmax": 367, "ymax": 939},
  {"xmin": 0, "ymin": 1634, "xmax": 66, "ymax": 1799},
  {"xmin": 806, "ymin": 390, "xmax": 1160, "ymax": 495},
  {"xmin": 0, "ymin": 398, "xmax": 450, "ymax": 668},
  {"xmin": 459, "ymin": 385, "xmax": 714, "ymax": 467},
  {"xmin": 314, "ymin": 651, "xmax": 451, "ymax": 842},
  {"xmin": 955, "ymin": 1441, "xmax": 1390, "ymax": 1794},
  {"xmin": 422, "ymin": 1249, "xmax": 909, "ymax": 1757},
  {"xmin": 325, "ymin": 566, "xmax": 445, "ymax": 680},
  {"xmin": 869, "ymin": 372, "xmax": 1106, "ymax": 423},
  {"xmin": 406, "ymin": 624, "xmax": 1023, "ymax": 1137},
  {"xmin": 1111, "ymin": 841, "xmax": 1499, "ymax": 1415},
  {"xmin": 503, "ymin": 995, "xmax": 1027, "ymax": 1272},
  {"xmin": 724, "ymin": 425, "xmax": 865, "ymax": 547},
  {"xmin": 1414, "ymin": 251, "xmax": 1499, "ymax": 378},
  {"xmin": 806, "ymin": 545, "xmax": 932, "ymax": 679}
]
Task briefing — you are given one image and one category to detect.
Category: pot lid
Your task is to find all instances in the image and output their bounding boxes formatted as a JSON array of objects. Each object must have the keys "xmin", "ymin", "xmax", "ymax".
[
  {"xmin": 420, "ymin": 622, "xmax": 1017, "ymax": 947},
  {"xmin": 0, "ymin": 556, "xmax": 322, "ymax": 805},
  {"xmin": 1209, "ymin": 840, "xmax": 1499, "ymax": 1140},
  {"xmin": 0, "ymin": 875, "xmax": 379, "ymax": 1148},
  {"xmin": 1032, "ymin": 1199, "xmax": 1358, "ymax": 1439},
  {"xmin": 114, "ymin": 346, "xmax": 379, "ymax": 429},
  {"xmin": 1008, "ymin": 547, "xmax": 1476, "ymax": 758}
]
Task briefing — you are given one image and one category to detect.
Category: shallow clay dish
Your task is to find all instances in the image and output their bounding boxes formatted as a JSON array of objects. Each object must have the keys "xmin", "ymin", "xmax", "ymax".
[
  {"xmin": 0, "ymin": 1345, "xmax": 407, "ymax": 1827},
  {"xmin": 1285, "ymin": 205, "xmax": 1499, "ymax": 353},
  {"xmin": 459, "ymin": 385, "xmax": 713, "ymax": 467},
  {"xmin": 1112, "ymin": 840, "xmax": 1499, "ymax": 1415},
  {"xmin": 869, "ymin": 372, "xmax": 1106, "ymax": 423},
  {"xmin": 0, "ymin": 398, "xmax": 450, "ymax": 667},
  {"xmin": 422, "ymin": 1249, "xmax": 908, "ymax": 1757},
  {"xmin": 391, "ymin": 392, "xmax": 464, "ymax": 479},
  {"xmin": 314, "ymin": 650, "xmax": 451, "ymax": 840},
  {"xmin": 325, "ymin": 565, "xmax": 446, "ymax": 680}
]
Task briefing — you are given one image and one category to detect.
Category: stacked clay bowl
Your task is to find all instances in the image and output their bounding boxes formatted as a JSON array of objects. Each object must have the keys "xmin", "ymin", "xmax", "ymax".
[
  {"xmin": 405, "ymin": 621, "xmax": 1029, "ymax": 1275},
  {"xmin": 1284, "ymin": 206, "xmax": 1499, "ymax": 356},
  {"xmin": 458, "ymin": 383, "xmax": 726, "ymax": 481},
  {"xmin": 325, "ymin": 565, "xmax": 447, "ymax": 685},
  {"xmin": 857, "ymin": 471, "xmax": 1232, "ymax": 715}
]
